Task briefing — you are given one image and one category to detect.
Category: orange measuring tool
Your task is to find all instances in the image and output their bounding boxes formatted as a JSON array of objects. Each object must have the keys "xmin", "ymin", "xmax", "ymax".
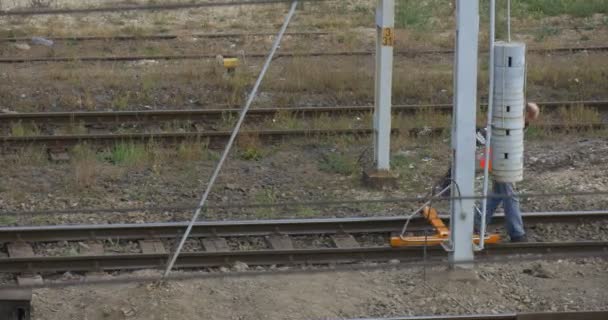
[{"xmin": 390, "ymin": 207, "xmax": 501, "ymax": 247}]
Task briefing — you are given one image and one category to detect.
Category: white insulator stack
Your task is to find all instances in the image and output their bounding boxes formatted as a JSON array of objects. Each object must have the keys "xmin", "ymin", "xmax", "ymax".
[{"xmin": 491, "ymin": 42, "xmax": 526, "ymax": 183}]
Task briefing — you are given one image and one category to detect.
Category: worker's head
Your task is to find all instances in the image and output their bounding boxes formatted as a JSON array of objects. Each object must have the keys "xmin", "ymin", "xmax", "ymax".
[{"xmin": 525, "ymin": 102, "xmax": 540, "ymax": 122}]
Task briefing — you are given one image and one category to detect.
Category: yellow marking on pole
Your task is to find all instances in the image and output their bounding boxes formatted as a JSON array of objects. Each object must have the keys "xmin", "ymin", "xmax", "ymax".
[{"xmin": 382, "ymin": 27, "xmax": 394, "ymax": 46}]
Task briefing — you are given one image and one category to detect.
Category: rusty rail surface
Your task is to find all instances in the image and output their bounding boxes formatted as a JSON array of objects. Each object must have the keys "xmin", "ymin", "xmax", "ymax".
[{"xmin": 0, "ymin": 45, "xmax": 606, "ymax": 63}]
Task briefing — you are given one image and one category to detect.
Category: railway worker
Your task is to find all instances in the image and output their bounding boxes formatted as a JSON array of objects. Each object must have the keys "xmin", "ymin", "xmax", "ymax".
[
  {"xmin": 436, "ymin": 102, "xmax": 540, "ymax": 242},
  {"xmin": 474, "ymin": 102, "xmax": 540, "ymax": 243}
]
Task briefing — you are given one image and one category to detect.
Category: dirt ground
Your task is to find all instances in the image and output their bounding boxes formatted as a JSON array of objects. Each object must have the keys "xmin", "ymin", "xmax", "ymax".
[
  {"xmin": 1, "ymin": 2, "xmax": 608, "ymax": 319},
  {"xmin": 30, "ymin": 258, "xmax": 608, "ymax": 320},
  {"xmin": 1, "ymin": 134, "xmax": 607, "ymax": 225}
]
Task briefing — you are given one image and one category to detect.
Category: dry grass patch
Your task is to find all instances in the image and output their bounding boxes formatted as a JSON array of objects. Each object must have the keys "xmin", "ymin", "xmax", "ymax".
[
  {"xmin": 71, "ymin": 144, "xmax": 101, "ymax": 189},
  {"xmin": 557, "ymin": 105, "xmax": 602, "ymax": 128},
  {"xmin": 6, "ymin": 146, "xmax": 47, "ymax": 166}
]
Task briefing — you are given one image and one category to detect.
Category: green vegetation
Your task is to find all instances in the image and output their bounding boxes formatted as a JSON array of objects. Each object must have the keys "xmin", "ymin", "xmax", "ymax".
[
  {"xmin": 111, "ymin": 91, "xmax": 131, "ymax": 110},
  {"xmin": 318, "ymin": 152, "xmax": 358, "ymax": 175},
  {"xmin": 110, "ymin": 142, "xmax": 149, "ymax": 166},
  {"xmin": 177, "ymin": 140, "xmax": 213, "ymax": 161},
  {"xmin": 237, "ymin": 133, "xmax": 265, "ymax": 161},
  {"xmin": 513, "ymin": 0, "xmax": 608, "ymax": 18},
  {"xmin": 0, "ymin": 216, "xmax": 17, "ymax": 226},
  {"xmin": 240, "ymin": 147, "xmax": 264, "ymax": 161},
  {"xmin": 10, "ymin": 121, "xmax": 40, "ymax": 137},
  {"xmin": 395, "ymin": 0, "xmax": 444, "ymax": 30},
  {"xmin": 533, "ymin": 25, "xmax": 561, "ymax": 42},
  {"xmin": 253, "ymin": 188, "xmax": 278, "ymax": 218}
]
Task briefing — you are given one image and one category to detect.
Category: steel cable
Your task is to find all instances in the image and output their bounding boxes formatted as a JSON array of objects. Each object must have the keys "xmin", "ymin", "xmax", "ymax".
[{"xmin": 162, "ymin": 0, "xmax": 299, "ymax": 277}]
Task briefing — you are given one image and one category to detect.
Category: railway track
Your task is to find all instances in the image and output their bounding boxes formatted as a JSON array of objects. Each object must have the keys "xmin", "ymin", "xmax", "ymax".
[
  {"xmin": 1, "ymin": 100, "xmax": 605, "ymax": 151},
  {"xmin": 1, "ymin": 100, "xmax": 605, "ymax": 129},
  {"xmin": 0, "ymin": 31, "xmax": 329, "ymax": 42},
  {"xmin": 2, "ymin": 123, "xmax": 605, "ymax": 151},
  {"xmin": 354, "ymin": 311, "xmax": 608, "ymax": 320},
  {"xmin": 1, "ymin": 213, "xmax": 607, "ymax": 273},
  {"xmin": 2, "ymin": 211, "xmax": 604, "ymax": 242},
  {"xmin": 1, "ymin": 45, "xmax": 606, "ymax": 63}
]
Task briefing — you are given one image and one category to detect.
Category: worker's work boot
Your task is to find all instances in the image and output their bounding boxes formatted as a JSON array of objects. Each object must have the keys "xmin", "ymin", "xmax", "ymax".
[{"xmin": 510, "ymin": 235, "xmax": 528, "ymax": 243}]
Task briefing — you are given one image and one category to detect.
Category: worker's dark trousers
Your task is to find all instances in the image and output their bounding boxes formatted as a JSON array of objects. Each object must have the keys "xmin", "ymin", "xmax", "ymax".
[{"xmin": 475, "ymin": 181, "xmax": 526, "ymax": 239}]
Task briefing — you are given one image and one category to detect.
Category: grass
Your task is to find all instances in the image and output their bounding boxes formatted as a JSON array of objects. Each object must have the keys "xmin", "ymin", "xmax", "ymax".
[
  {"xmin": 71, "ymin": 144, "xmax": 100, "ymax": 189},
  {"xmin": 10, "ymin": 121, "xmax": 40, "ymax": 137},
  {"xmin": 253, "ymin": 188, "xmax": 278, "ymax": 218},
  {"xmin": 237, "ymin": 133, "xmax": 264, "ymax": 161},
  {"xmin": 4, "ymin": 50, "xmax": 608, "ymax": 112},
  {"xmin": 176, "ymin": 139, "xmax": 212, "ymax": 161},
  {"xmin": 110, "ymin": 142, "xmax": 150, "ymax": 167},
  {"xmin": 0, "ymin": 216, "xmax": 17, "ymax": 226},
  {"xmin": 395, "ymin": 0, "xmax": 436, "ymax": 31},
  {"xmin": 557, "ymin": 105, "xmax": 601, "ymax": 128},
  {"xmin": 111, "ymin": 91, "xmax": 131, "ymax": 110},
  {"xmin": 6, "ymin": 146, "xmax": 47, "ymax": 166},
  {"xmin": 318, "ymin": 152, "xmax": 358, "ymax": 176},
  {"xmin": 533, "ymin": 25, "xmax": 561, "ymax": 42},
  {"xmin": 513, "ymin": 0, "xmax": 608, "ymax": 18}
]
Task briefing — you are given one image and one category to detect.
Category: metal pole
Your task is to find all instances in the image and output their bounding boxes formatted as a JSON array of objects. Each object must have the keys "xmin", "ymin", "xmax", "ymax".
[
  {"xmin": 507, "ymin": 0, "xmax": 511, "ymax": 42},
  {"xmin": 479, "ymin": 0, "xmax": 496, "ymax": 250},
  {"xmin": 373, "ymin": 0, "xmax": 394, "ymax": 171},
  {"xmin": 163, "ymin": 0, "xmax": 299, "ymax": 277},
  {"xmin": 448, "ymin": 0, "xmax": 479, "ymax": 265}
]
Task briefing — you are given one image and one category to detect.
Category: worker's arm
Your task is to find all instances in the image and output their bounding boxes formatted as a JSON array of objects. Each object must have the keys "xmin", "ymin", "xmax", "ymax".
[{"xmin": 525, "ymin": 102, "xmax": 540, "ymax": 127}]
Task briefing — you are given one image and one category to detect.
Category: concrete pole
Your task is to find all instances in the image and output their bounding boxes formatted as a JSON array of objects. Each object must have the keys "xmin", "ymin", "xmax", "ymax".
[
  {"xmin": 448, "ymin": 0, "xmax": 480, "ymax": 265},
  {"xmin": 373, "ymin": 0, "xmax": 394, "ymax": 171}
]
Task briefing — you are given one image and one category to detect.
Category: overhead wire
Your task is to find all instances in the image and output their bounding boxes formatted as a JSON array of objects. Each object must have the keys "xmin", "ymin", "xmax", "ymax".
[
  {"xmin": 480, "ymin": 0, "xmax": 496, "ymax": 250},
  {"xmin": 162, "ymin": 0, "xmax": 300, "ymax": 277}
]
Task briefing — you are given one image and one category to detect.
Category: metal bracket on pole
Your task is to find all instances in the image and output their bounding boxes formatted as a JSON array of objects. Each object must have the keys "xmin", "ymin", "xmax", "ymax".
[
  {"xmin": 373, "ymin": 0, "xmax": 394, "ymax": 171},
  {"xmin": 448, "ymin": 0, "xmax": 480, "ymax": 266}
]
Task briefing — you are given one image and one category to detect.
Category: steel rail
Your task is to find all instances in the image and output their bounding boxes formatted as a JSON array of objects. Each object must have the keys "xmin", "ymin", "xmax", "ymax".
[
  {"xmin": 0, "ymin": 241, "xmax": 606, "ymax": 273},
  {"xmin": 0, "ymin": 211, "xmax": 605, "ymax": 242},
  {"xmin": 0, "ymin": 0, "xmax": 325, "ymax": 16},
  {"xmin": 350, "ymin": 311, "xmax": 608, "ymax": 320},
  {"xmin": 1, "ymin": 100, "xmax": 605, "ymax": 126},
  {"xmin": 0, "ymin": 45, "xmax": 606, "ymax": 63},
  {"xmin": 2, "ymin": 123, "xmax": 605, "ymax": 150},
  {"xmin": 0, "ymin": 31, "xmax": 329, "ymax": 42}
]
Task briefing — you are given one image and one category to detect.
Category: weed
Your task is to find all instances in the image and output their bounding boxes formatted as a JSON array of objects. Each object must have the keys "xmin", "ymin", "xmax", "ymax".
[
  {"xmin": 119, "ymin": 25, "xmax": 146, "ymax": 36},
  {"xmin": 71, "ymin": 144, "xmax": 99, "ymax": 189},
  {"xmin": 294, "ymin": 206, "xmax": 318, "ymax": 218},
  {"xmin": 10, "ymin": 121, "xmax": 40, "ymax": 137},
  {"xmin": 177, "ymin": 139, "xmax": 211, "ymax": 162},
  {"xmin": 533, "ymin": 25, "xmax": 561, "ymax": 42},
  {"xmin": 111, "ymin": 92, "xmax": 131, "ymax": 110},
  {"xmin": 0, "ymin": 216, "xmax": 17, "ymax": 226},
  {"xmin": 240, "ymin": 147, "xmax": 263, "ymax": 161},
  {"xmin": 62, "ymin": 120, "xmax": 87, "ymax": 135},
  {"xmin": 143, "ymin": 46, "xmax": 162, "ymax": 56},
  {"xmin": 557, "ymin": 105, "xmax": 601, "ymax": 128},
  {"xmin": 221, "ymin": 69, "xmax": 252, "ymax": 105},
  {"xmin": 514, "ymin": 0, "xmax": 608, "ymax": 18},
  {"xmin": 253, "ymin": 188, "xmax": 278, "ymax": 218},
  {"xmin": 7, "ymin": 147, "xmax": 47, "ymax": 166},
  {"xmin": 267, "ymin": 109, "xmax": 301, "ymax": 130},
  {"xmin": 396, "ymin": 0, "xmax": 433, "ymax": 30},
  {"xmin": 318, "ymin": 152, "xmax": 357, "ymax": 176},
  {"xmin": 238, "ymin": 133, "xmax": 264, "ymax": 161},
  {"xmin": 110, "ymin": 142, "xmax": 149, "ymax": 167}
]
